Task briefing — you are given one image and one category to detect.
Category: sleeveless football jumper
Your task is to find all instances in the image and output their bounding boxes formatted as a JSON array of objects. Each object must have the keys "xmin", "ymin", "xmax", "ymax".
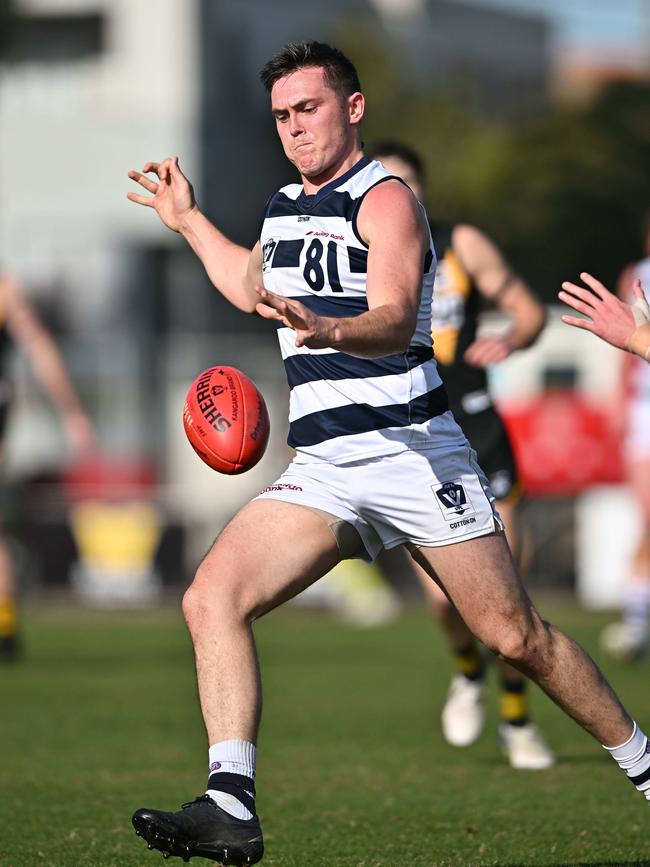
[
  {"xmin": 260, "ymin": 157, "xmax": 448, "ymax": 464},
  {"xmin": 257, "ymin": 158, "xmax": 499, "ymax": 557}
]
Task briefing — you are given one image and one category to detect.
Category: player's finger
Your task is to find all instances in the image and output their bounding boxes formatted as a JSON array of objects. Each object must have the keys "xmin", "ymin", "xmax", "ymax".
[
  {"xmin": 561, "ymin": 313, "xmax": 595, "ymax": 332},
  {"xmin": 560, "ymin": 283, "xmax": 598, "ymax": 309},
  {"xmin": 558, "ymin": 289, "xmax": 597, "ymax": 317},
  {"xmin": 255, "ymin": 286, "xmax": 281, "ymax": 308},
  {"xmin": 126, "ymin": 192, "xmax": 155, "ymax": 207},
  {"xmin": 151, "ymin": 157, "xmax": 173, "ymax": 183},
  {"xmin": 283, "ymin": 308, "xmax": 310, "ymax": 332},
  {"xmin": 142, "ymin": 161, "xmax": 161, "ymax": 175},
  {"xmin": 579, "ymin": 272, "xmax": 608, "ymax": 299},
  {"xmin": 128, "ymin": 170, "xmax": 158, "ymax": 193},
  {"xmin": 255, "ymin": 302, "xmax": 285, "ymax": 323}
]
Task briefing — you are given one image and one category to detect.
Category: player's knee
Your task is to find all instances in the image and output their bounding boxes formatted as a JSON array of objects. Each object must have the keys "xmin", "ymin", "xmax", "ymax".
[
  {"xmin": 181, "ymin": 573, "xmax": 214, "ymax": 634},
  {"xmin": 494, "ymin": 617, "xmax": 552, "ymax": 674},
  {"xmin": 493, "ymin": 626, "xmax": 533, "ymax": 666},
  {"xmin": 182, "ymin": 559, "xmax": 254, "ymax": 632}
]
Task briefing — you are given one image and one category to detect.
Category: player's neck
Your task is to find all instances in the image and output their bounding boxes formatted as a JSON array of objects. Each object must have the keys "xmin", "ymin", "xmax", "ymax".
[{"xmin": 301, "ymin": 147, "xmax": 364, "ymax": 195}]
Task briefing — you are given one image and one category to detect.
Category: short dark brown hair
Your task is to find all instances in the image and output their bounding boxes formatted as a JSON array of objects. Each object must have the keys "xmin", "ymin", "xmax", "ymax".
[
  {"xmin": 366, "ymin": 140, "xmax": 426, "ymax": 185},
  {"xmin": 259, "ymin": 41, "xmax": 361, "ymax": 100}
]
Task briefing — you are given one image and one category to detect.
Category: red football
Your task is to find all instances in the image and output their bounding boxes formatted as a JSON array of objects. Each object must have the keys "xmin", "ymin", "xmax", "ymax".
[{"xmin": 183, "ymin": 366, "xmax": 270, "ymax": 474}]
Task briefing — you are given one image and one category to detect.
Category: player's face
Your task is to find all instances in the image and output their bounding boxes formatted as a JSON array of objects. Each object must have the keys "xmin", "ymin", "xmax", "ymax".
[
  {"xmin": 374, "ymin": 155, "xmax": 425, "ymax": 202},
  {"xmin": 271, "ymin": 67, "xmax": 363, "ymax": 181}
]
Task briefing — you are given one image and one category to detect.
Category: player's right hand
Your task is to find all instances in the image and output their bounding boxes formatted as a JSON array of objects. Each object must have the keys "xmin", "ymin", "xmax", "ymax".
[{"xmin": 127, "ymin": 156, "xmax": 196, "ymax": 232}]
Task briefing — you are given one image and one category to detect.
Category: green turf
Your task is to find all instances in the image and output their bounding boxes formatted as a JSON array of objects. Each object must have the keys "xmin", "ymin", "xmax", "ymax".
[{"xmin": 1, "ymin": 598, "xmax": 649, "ymax": 866}]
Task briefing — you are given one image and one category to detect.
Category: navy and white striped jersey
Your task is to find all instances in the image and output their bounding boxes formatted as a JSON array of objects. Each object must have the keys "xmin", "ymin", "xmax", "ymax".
[{"xmin": 260, "ymin": 156, "xmax": 448, "ymax": 464}]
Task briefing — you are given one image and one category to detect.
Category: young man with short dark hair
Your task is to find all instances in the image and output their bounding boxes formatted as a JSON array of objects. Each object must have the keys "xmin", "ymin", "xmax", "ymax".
[{"xmin": 128, "ymin": 42, "xmax": 648, "ymax": 866}]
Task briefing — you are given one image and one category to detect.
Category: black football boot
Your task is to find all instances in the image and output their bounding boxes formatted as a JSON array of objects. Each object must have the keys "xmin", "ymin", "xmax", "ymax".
[{"xmin": 132, "ymin": 795, "xmax": 264, "ymax": 865}]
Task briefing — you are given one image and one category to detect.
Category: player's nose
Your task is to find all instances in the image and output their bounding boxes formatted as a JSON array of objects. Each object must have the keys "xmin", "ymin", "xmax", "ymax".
[{"xmin": 288, "ymin": 115, "xmax": 303, "ymax": 136}]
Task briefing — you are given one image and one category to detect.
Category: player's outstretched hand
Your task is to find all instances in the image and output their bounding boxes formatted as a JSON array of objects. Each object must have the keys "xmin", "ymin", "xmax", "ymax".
[
  {"xmin": 558, "ymin": 272, "xmax": 646, "ymax": 352},
  {"xmin": 255, "ymin": 287, "xmax": 335, "ymax": 349},
  {"xmin": 127, "ymin": 157, "xmax": 196, "ymax": 233},
  {"xmin": 463, "ymin": 335, "xmax": 513, "ymax": 367}
]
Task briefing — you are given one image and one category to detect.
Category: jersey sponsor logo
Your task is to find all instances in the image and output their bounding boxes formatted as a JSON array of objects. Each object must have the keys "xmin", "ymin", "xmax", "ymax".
[
  {"xmin": 433, "ymin": 480, "xmax": 476, "ymax": 521},
  {"xmin": 306, "ymin": 230, "xmax": 344, "ymax": 241},
  {"xmin": 450, "ymin": 516, "xmax": 477, "ymax": 530},
  {"xmin": 209, "ymin": 761, "xmax": 222, "ymax": 772}
]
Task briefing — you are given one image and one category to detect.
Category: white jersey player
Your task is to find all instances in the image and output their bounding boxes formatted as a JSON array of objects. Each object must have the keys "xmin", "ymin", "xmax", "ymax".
[
  {"xmin": 128, "ymin": 40, "xmax": 650, "ymax": 867},
  {"xmin": 604, "ymin": 257, "xmax": 650, "ymax": 659}
]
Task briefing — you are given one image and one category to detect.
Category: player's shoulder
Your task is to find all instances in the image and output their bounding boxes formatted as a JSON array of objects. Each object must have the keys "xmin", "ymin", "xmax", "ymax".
[
  {"xmin": 359, "ymin": 159, "xmax": 421, "ymax": 215},
  {"xmin": 359, "ymin": 178, "xmax": 425, "ymax": 241}
]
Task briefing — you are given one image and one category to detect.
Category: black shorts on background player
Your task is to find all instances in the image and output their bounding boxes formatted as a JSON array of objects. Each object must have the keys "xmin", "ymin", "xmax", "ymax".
[{"xmin": 430, "ymin": 223, "xmax": 519, "ymax": 502}]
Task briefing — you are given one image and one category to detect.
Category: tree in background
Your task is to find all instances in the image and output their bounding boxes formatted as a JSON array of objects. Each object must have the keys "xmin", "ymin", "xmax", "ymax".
[{"xmin": 339, "ymin": 28, "xmax": 650, "ymax": 302}]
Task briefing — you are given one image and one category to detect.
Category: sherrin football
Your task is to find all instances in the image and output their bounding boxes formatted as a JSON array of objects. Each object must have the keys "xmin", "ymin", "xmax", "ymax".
[{"xmin": 183, "ymin": 366, "xmax": 270, "ymax": 474}]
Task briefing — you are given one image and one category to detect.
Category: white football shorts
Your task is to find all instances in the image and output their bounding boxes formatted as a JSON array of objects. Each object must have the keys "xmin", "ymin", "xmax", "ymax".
[{"xmin": 255, "ymin": 412, "xmax": 501, "ymax": 561}]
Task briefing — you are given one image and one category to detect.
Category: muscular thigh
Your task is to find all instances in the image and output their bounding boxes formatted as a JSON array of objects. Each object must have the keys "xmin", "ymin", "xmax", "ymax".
[
  {"xmin": 196, "ymin": 499, "xmax": 346, "ymax": 619},
  {"xmin": 411, "ymin": 532, "xmax": 537, "ymax": 646}
]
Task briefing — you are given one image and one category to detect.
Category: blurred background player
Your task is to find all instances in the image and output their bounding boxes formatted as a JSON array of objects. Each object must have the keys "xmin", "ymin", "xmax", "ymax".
[
  {"xmin": 560, "ymin": 270, "xmax": 650, "ymax": 659},
  {"xmin": 591, "ymin": 226, "xmax": 650, "ymax": 660},
  {"xmin": 0, "ymin": 271, "xmax": 95, "ymax": 660},
  {"xmin": 368, "ymin": 141, "xmax": 554, "ymax": 769}
]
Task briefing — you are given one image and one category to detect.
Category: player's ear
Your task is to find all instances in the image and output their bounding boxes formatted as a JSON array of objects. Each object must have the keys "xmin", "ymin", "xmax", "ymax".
[{"xmin": 348, "ymin": 92, "xmax": 364, "ymax": 126}]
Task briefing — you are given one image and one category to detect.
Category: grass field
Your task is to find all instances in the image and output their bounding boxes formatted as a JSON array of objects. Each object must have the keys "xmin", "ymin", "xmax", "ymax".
[{"xmin": 1, "ymin": 597, "xmax": 649, "ymax": 867}]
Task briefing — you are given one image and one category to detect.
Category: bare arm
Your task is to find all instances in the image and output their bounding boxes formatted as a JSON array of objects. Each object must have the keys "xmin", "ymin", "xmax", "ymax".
[
  {"xmin": 0, "ymin": 275, "xmax": 95, "ymax": 452},
  {"xmin": 127, "ymin": 157, "xmax": 261, "ymax": 313},
  {"xmin": 256, "ymin": 180, "xmax": 428, "ymax": 358},
  {"xmin": 452, "ymin": 224, "xmax": 546, "ymax": 366},
  {"xmin": 559, "ymin": 271, "xmax": 650, "ymax": 361}
]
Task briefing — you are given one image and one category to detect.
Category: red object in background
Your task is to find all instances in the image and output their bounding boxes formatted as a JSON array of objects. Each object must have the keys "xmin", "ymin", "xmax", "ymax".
[
  {"xmin": 499, "ymin": 390, "xmax": 624, "ymax": 496},
  {"xmin": 62, "ymin": 455, "xmax": 158, "ymax": 501}
]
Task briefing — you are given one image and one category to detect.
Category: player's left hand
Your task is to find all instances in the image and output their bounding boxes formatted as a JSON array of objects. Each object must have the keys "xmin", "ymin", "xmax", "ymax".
[
  {"xmin": 463, "ymin": 336, "xmax": 513, "ymax": 367},
  {"xmin": 255, "ymin": 287, "xmax": 336, "ymax": 349}
]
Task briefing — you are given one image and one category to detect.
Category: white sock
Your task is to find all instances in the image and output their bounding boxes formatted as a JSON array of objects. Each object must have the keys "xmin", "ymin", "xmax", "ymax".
[
  {"xmin": 623, "ymin": 582, "xmax": 650, "ymax": 638},
  {"xmin": 205, "ymin": 739, "xmax": 256, "ymax": 820},
  {"xmin": 603, "ymin": 722, "xmax": 650, "ymax": 801}
]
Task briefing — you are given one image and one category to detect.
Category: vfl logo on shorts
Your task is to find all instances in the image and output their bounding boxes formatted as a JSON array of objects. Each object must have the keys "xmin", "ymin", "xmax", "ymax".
[{"xmin": 433, "ymin": 480, "xmax": 476, "ymax": 522}]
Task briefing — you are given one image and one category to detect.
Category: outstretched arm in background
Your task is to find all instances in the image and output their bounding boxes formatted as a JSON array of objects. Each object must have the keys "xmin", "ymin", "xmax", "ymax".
[
  {"xmin": 452, "ymin": 225, "xmax": 546, "ymax": 367},
  {"xmin": 127, "ymin": 157, "xmax": 262, "ymax": 313},
  {"xmin": 559, "ymin": 271, "xmax": 650, "ymax": 362},
  {"xmin": 0, "ymin": 274, "xmax": 95, "ymax": 453}
]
